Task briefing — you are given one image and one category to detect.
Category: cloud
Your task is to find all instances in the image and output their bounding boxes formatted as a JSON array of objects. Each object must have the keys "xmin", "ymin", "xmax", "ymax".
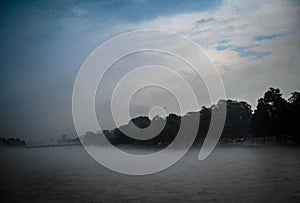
[{"xmin": 126, "ymin": 0, "xmax": 300, "ymax": 105}]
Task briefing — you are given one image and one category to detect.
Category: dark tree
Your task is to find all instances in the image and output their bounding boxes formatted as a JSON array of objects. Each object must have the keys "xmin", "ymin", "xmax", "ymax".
[
  {"xmin": 222, "ymin": 100, "xmax": 252, "ymax": 140},
  {"xmin": 251, "ymin": 88, "xmax": 289, "ymax": 140},
  {"xmin": 288, "ymin": 92, "xmax": 300, "ymax": 142},
  {"xmin": 196, "ymin": 106, "xmax": 211, "ymax": 142},
  {"xmin": 130, "ymin": 116, "xmax": 151, "ymax": 129}
]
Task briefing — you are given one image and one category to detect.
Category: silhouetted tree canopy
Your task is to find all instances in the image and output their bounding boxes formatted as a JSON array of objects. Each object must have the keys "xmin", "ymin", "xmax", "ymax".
[
  {"xmin": 87, "ymin": 87, "xmax": 300, "ymax": 147},
  {"xmin": 222, "ymin": 99, "xmax": 252, "ymax": 139},
  {"xmin": 251, "ymin": 88, "xmax": 300, "ymax": 142},
  {"xmin": 102, "ymin": 99, "xmax": 254, "ymax": 146},
  {"xmin": 288, "ymin": 92, "xmax": 300, "ymax": 142}
]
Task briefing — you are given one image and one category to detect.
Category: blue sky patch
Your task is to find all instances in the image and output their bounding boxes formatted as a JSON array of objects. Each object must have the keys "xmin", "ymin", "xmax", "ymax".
[
  {"xmin": 218, "ymin": 39, "xmax": 231, "ymax": 44},
  {"xmin": 232, "ymin": 46, "xmax": 270, "ymax": 58},
  {"xmin": 197, "ymin": 18, "xmax": 214, "ymax": 24},
  {"xmin": 254, "ymin": 34, "xmax": 282, "ymax": 41},
  {"xmin": 216, "ymin": 45, "xmax": 270, "ymax": 58}
]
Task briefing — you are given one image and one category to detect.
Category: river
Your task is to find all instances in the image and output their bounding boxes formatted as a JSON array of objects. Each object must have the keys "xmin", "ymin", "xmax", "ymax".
[{"xmin": 1, "ymin": 145, "xmax": 300, "ymax": 202}]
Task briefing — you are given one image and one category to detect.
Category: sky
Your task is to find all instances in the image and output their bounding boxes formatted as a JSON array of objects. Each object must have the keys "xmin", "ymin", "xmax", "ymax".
[{"xmin": 0, "ymin": 0, "xmax": 299, "ymax": 144}]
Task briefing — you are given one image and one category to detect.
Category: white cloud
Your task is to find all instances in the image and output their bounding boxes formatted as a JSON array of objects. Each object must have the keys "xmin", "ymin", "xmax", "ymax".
[{"xmin": 112, "ymin": 0, "xmax": 300, "ymax": 107}]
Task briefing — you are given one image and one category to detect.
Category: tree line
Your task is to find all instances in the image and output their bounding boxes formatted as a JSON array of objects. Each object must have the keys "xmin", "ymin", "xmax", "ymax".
[
  {"xmin": 0, "ymin": 138, "xmax": 26, "ymax": 147},
  {"xmin": 83, "ymin": 87, "xmax": 300, "ymax": 146}
]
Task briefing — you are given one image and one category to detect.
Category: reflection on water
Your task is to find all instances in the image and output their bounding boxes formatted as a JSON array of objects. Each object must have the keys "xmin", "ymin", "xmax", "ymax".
[{"xmin": 1, "ymin": 146, "xmax": 300, "ymax": 202}]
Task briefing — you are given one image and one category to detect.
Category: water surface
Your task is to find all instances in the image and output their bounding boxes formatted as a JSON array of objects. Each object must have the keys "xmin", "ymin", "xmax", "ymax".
[{"xmin": 1, "ymin": 145, "xmax": 300, "ymax": 202}]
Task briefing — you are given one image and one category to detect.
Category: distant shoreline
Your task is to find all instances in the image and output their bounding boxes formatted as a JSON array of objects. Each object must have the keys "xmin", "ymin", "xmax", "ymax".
[
  {"xmin": 25, "ymin": 142, "xmax": 81, "ymax": 149},
  {"xmin": 3, "ymin": 141, "xmax": 295, "ymax": 150}
]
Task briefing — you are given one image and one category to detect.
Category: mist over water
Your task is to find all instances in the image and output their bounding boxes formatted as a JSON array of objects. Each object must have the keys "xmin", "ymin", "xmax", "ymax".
[
  {"xmin": 1, "ymin": 0, "xmax": 300, "ymax": 202},
  {"xmin": 1, "ymin": 146, "xmax": 300, "ymax": 202}
]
